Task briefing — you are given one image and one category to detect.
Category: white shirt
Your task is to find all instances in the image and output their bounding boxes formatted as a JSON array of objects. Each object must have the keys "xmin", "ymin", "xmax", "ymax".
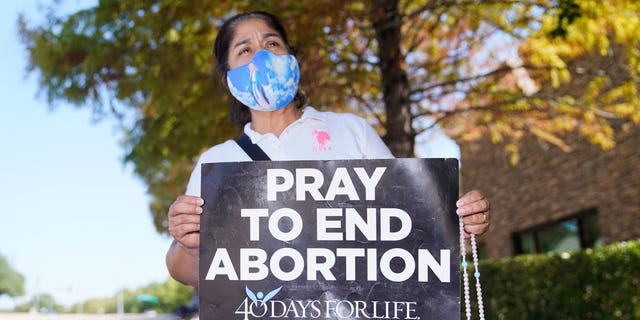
[{"xmin": 185, "ymin": 107, "xmax": 393, "ymax": 196}]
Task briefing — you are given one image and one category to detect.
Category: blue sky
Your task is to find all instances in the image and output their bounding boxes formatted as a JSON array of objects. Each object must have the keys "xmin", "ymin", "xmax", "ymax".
[
  {"xmin": 0, "ymin": 0, "xmax": 173, "ymax": 309},
  {"xmin": 0, "ymin": 0, "xmax": 460, "ymax": 310}
]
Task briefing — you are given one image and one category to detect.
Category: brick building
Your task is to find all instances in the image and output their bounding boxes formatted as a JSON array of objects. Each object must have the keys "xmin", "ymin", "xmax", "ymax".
[{"xmin": 459, "ymin": 127, "xmax": 640, "ymax": 259}]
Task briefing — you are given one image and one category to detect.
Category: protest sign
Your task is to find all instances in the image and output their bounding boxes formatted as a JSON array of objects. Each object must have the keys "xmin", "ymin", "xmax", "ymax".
[{"xmin": 199, "ymin": 158, "xmax": 460, "ymax": 320}]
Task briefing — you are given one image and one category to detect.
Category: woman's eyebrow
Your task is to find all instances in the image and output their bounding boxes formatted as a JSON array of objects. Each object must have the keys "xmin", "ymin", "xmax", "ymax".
[
  {"xmin": 232, "ymin": 33, "xmax": 281, "ymax": 50},
  {"xmin": 262, "ymin": 32, "xmax": 281, "ymax": 40},
  {"xmin": 233, "ymin": 38, "xmax": 251, "ymax": 50}
]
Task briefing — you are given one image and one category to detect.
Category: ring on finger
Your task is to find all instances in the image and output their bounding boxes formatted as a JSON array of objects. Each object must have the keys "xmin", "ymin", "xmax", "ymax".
[{"xmin": 482, "ymin": 213, "xmax": 488, "ymax": 224}]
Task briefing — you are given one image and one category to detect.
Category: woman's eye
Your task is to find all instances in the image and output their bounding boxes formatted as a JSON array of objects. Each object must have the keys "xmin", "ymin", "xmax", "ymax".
[
  {"xmin": 267, "ymin": 41, "xmax": 279, "ymax": 48},
  {"xmin": 238, "ymin": 47, "xmax": 251, "ymax": 56}
]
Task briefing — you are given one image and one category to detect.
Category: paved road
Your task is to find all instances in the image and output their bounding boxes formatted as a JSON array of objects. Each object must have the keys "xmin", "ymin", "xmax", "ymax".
[{"xmin": 0, "ymin": 313, "xmax": 191, "ymax": 320}]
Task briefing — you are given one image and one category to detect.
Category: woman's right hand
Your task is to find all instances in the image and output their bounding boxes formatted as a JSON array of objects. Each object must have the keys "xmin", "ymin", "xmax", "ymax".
[{"xmin": 168, "ymin": 195, "xmax": 204, "ymax": 250}]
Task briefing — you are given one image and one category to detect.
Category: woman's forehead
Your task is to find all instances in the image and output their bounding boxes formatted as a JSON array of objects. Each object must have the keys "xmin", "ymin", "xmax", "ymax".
[{"xmin": 231, "ymin": 18, "xmax": 282, "ymax": 44}]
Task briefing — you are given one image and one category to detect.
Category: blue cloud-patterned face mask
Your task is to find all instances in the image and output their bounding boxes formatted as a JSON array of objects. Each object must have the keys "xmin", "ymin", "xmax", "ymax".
[{"xmin": 226, "ymin": 50, "xmax": 300, "ymax": 112}]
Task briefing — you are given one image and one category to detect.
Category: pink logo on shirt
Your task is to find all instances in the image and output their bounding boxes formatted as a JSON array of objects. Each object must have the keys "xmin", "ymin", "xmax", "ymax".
[{"xmin": 312, "ymin": 129, "xmax": 332, "ymax": 152}]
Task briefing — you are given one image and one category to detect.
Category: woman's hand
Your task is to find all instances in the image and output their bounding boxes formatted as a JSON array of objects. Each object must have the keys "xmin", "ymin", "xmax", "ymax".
[
  {"xmin": 168, "ymin": 195, "xmax": 204, "ymax": 250},
  {"xmin": 456, "ymin": 190, "xmax": 490, "ymax": 237}
]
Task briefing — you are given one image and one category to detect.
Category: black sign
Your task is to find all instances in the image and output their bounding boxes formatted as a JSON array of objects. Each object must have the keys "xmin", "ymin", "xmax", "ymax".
[{"xmin": 200, "ymin": 158, "xmax": 460, "ymax": 320}]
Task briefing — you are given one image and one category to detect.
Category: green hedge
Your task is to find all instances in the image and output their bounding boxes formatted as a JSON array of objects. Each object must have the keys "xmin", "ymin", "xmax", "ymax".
[{"xmin": 466, "ymin": 239, "xmax": 640, "ymax": 319}]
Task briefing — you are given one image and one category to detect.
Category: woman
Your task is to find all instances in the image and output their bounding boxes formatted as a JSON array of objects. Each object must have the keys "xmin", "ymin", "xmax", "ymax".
[{"xmin": 166, "ymin": 11, "xmax": 490, "ymax": 287}]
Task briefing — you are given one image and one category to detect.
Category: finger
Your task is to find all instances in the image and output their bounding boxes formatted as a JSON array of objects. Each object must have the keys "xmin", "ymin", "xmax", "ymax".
[
  {"xmin": 456, "ymin": 198, "xmax": 490, "ymax": 217},
  {"xmin": 171, "ymin": 195, "xmax": 204, "ymax": 211},
  {"xmin": 169, "ymin": 196, "xmax": 205, "ymax": 217},
  {"xmin": 464, "ymin": 223, "xmax": 489, "ymax": 236},
  {"xmin": 169, "ymin": 214, "xmax": 201, "ymax": 227},
  {"xmin": 169, "ymin": 223, "xmax": 201, "ymax": 239},
  {"xmin": 177, "ymin": 194, "xmax": 205, "ymax": 205},
  {"xmin": 462, "ymin": 212, "xmax": 488, "ymax": 226},
  {"xmin": 457, "ymin": 190, "xmax": 485, "ymax": 205}
]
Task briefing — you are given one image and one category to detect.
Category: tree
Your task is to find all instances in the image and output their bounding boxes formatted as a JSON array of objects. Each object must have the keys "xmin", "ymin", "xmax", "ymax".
[
  {"xmin": 0, "ymin": 254, "xmax": 25, "ymax": 298},
  {"xmin": 18, "ymin": 0, "xmax": 640, "ymax": 232},
  {"xmin": 72, "ymin": 277, "xmax": 193, "ymax": 314},
  {"xmin": 13, "ymin": 293, "xmax": 65, "ymax": 313}
]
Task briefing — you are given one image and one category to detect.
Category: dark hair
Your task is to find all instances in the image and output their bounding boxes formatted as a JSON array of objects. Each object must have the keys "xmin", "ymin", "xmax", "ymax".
[{"xmin": 213, "ymin": 11, "xmax": 307, "ymax": 128}]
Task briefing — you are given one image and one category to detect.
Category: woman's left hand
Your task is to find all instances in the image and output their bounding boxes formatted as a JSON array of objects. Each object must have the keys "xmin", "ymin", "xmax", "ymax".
[{"xmin": 456, "ymin": 190, "xmax": 490, "ymax": 237}]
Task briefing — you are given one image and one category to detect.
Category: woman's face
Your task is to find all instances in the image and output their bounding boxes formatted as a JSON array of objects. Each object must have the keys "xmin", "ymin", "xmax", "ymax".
[{"xmin": 227, "ymin": 18, "xmax": 289, "ymax": 70}]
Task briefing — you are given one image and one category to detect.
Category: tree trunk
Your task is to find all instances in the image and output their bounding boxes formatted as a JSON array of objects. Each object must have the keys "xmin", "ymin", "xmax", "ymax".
[{"xmin": 371, "ymin": 0, "xmax": 415, "ymax": 157}]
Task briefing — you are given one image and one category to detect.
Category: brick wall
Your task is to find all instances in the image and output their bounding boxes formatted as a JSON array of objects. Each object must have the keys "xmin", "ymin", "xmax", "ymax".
[{"xmin": 459, "ymin": 127, "xmax": 640, "ymax": 259}]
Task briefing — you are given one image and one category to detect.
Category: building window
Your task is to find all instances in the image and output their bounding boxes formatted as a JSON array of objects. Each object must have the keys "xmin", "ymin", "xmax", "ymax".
[{"xmin": 513, "ymin": 209, "xmax": 602, "ymax": 255}]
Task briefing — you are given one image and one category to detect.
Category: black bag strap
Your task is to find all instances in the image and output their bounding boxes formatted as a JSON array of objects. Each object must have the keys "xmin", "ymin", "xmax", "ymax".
[{"xmin": 236, "ymin": 133, "xmax": 271, "ymax": 161}]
